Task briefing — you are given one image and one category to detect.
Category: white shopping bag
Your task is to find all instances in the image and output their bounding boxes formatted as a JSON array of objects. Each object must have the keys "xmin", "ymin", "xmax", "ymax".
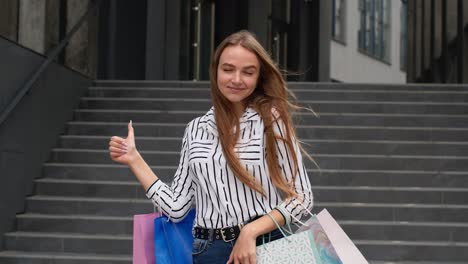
[{"xmin": 316, "ymin": 209, "xmax": 369, "ymax": 264}]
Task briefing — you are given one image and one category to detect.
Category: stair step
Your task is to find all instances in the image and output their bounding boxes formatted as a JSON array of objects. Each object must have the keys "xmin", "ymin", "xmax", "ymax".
[
  {"xmin": 42, "ymin": 163, "xmax": 468, "ymax": 188},
  {"xmin": 65, "ymin": 121, "xmax": 468, "ymax": 141},
  {"xmin": 356, "ymin": 240, "xmax": 468, "ymax": 262},
  {"xmin": 34, "ymin": 179, "xmax": 145, "ymax": 199},
  {"xmin": 59, "ymin": 135, "xmax": 468, "ymax": 156},
  {"xmin": 16, "ymin": 214, "xmax": 132, "ymax": 235},
  {"xmin": 25, "ymin": 196, "xmax": 154, "ymax": 216},
  {"xmin": 74, "ymin": 109, "xmax": 468, "ymax": 128},
  {"xmin": 87, "ymin": 86, "xmax": 468, "ymax": 102},
  {"xmin": 313, "ymin": 186, "xmax": 468, "ymax": 204},
  {"xmin": 33, "ymin": 178, "xmax": 468, "ymax": 204},
  {"xmin": 340, "ymin": 220, "xmax": 468, "ymax": 242},
  {"xmin": 42, "ymin": 163, "xmax": 175, "ymax": 182},
  {"xmin": 4, "ymin": 232, "xmax": 131, "ymax": 254},
  {"xmin": 93, "ymin": 80, "xmax": 468, "ymax": 92},
  {"xmin": 24, "ymin": 196, "xmax": 468, "ymax": 222},
  {"xmin": 79, "ymin": 97, "xmax": 468, "ymax": 114},
  {"xmin": 49, "ymin": 148, "xmax": 468, "ymax": 171},
  {"xmin": 314, "ymin": 203, "xmax": 468, "ymax": 222},
  {"xmin": 0, "ymin": 251, "xmax": 131, "ymax": 264}
]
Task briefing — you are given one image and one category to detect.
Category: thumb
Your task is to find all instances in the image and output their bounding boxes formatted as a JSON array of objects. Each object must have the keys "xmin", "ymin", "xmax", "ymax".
[{"xmin": 127, "ymin": 120, "xmax": 134, "ymax": 139}]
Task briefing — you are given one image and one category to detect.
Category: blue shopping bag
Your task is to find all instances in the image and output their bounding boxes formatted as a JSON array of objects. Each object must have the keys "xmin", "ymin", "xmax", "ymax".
[{"xmin": 154, "ymin": 208, "xmax": 196, "ymax": 264}]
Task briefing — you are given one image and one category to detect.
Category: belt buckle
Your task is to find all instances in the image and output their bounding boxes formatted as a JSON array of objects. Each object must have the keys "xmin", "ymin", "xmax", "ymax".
[{"xmin": 220, "ymin": 228, "xmax": 236, "ymax": 242}]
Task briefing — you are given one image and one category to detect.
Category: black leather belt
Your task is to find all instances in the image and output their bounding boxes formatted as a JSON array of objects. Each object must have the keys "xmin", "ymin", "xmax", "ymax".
[{"xmin": 193, "ymin": 224, "xmax": 243, "ymax": 242}]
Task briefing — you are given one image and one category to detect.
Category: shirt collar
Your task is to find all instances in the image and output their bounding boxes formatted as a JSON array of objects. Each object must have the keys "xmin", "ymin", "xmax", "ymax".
[{"xmin": 199, "ymin": 106, "xmax": 261, "ymax": 136}]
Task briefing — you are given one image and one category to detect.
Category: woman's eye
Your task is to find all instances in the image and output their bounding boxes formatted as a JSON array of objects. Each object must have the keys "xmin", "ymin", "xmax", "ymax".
[
  {"xmin": 244, "ymin": 72, "xmax": 254, "ymax": 76},
  {"xmin": 223, "ymin": 68, "xmax": 233, "ymax": 72}
]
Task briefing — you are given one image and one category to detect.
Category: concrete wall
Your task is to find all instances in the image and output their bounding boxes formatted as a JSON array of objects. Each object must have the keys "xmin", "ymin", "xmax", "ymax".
[
  {"xmin": 330, "ymin": 0, "xmax": 406, "ymax": 83},
  {"xmin": 0, "ymin": 37, "xmax": 91, "ymax": 248}
]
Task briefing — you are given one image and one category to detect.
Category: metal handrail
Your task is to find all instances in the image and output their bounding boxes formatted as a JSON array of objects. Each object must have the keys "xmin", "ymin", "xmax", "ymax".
[{"xmin": 0, "ymin": 0, "xmax": 101, "ymax": 126}]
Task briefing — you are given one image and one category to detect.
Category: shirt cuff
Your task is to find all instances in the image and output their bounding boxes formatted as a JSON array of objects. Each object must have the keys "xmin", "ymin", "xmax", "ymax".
[
  {"xmin": 145, "ymin": 179, "xmax": 162, "ymax": 199},
  {"xmin": 275, "ymin": 204, "xmax": 291, "ymax": 226}
]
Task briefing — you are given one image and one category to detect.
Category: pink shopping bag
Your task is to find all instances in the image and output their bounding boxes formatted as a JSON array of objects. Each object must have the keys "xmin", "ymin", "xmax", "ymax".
[
  {"xmin": 316, "ymin": 209, "xmax": 368, "ymax": 264},
  {"xmin": 133, "ymin": 212, "xmax": 161, "ymax": 264}
]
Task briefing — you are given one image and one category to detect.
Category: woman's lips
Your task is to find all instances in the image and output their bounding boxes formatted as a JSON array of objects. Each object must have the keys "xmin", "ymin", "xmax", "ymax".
[{"xmin": 227, "ymin": 86, "xmax": 245, "ymax": 93}]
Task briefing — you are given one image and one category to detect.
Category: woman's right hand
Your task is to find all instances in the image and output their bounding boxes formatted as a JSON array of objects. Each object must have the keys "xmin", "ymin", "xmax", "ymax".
[{"xmin": 109, "ymin": 121, "xmax": 141, "ymax": 166}]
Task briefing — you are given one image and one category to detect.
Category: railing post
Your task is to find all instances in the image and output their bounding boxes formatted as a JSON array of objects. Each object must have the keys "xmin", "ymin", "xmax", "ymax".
[
  {"xmin": 457, "ymin": 0, "xmax": 464, "ymax": 83},
  {"xmin": 441, "ymin": 0, "xmax": 447, "ymax": 83}
]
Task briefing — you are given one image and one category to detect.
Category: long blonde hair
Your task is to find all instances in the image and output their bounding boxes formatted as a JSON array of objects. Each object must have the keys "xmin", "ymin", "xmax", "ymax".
[{"xmin": 210, "ymin": 30, "xmax": 301, "ymax": 199}]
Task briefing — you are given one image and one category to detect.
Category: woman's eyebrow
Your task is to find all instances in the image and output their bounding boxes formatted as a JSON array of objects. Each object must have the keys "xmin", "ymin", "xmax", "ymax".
[{"xmin": 220, "ymin": 63, "xmax": 258, "ymax": 70}]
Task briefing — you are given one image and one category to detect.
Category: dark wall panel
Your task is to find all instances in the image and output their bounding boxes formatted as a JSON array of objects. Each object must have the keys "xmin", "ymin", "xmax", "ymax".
[{"xmin": 0, "ymin": 38, "xmax": 90, "ymax": 249}]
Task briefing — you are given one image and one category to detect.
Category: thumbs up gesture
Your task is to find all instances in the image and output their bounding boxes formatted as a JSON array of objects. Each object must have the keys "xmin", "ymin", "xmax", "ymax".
[{"xmin": 109, "ymin": 120, "xmax": 140, "ymax": 165}]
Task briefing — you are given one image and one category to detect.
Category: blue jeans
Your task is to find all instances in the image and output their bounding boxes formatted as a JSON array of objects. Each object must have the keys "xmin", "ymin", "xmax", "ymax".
[{"xmin": 192, "ymin": 229, "xmax": 283, "ymax": 264}]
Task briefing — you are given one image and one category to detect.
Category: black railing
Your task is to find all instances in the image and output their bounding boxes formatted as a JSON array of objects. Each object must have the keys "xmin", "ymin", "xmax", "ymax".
[{"xmin": 0, "ymin": 0, "xmax": 101, "ymax": 126}]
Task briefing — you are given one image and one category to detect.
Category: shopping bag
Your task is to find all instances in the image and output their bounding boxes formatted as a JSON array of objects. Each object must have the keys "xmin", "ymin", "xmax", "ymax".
[
  {"xmin": 133, "ymin": 212, "xmax": 161, "ymax": 264},
  {"xmin": 256, "ymin": 229, "xmax": 322, "ymax": 263},
  {"xmin": 296, "ymin": 215, "xmax": 343, "ymax": 264},
  {"xmin": 256, "ymin": 213, "xmax": 322, "ymax": 264},
  {"xmin": 154, "ymin": 208, "xmax": 196, "ymax": 264},
  {"xmin": 316, "ymin": 209, "xmax": 368, "ymax": 264}
]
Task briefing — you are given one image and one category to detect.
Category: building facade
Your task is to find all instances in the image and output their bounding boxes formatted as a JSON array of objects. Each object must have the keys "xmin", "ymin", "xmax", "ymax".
[
  {"xmin": 330, "ymin": 0, "xmax": 407, "ymax": 83},
  {"xmin": 1, "ymin": 0, "xmax": 467, "ymax": 83}
]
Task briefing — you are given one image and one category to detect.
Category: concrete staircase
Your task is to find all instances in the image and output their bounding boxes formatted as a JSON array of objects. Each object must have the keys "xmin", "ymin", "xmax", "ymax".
[{"xmin": 1, "ymin": 80, "xmax": 468, "ymax": 263}]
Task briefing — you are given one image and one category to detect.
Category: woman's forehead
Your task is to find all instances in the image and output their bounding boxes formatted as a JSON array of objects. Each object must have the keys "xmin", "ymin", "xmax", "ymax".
[{"xmin": 219, "ymin": 45, "xmax": 259, "ymax": 68}]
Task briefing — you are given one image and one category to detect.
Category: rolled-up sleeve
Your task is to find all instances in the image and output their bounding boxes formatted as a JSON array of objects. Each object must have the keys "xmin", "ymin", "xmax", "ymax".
[
  {"xmin": 272, "ymin": 119, "xmax": 314, "ymax": 225},
  {"xmin": 145, "ymin": 122, "xmax": 195, "ymax": 222}
]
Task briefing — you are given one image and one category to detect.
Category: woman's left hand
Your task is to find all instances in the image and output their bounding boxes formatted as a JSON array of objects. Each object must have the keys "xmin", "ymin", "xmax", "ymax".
[{"xmin": 227, "ymin": 226, "xmax": 257, "ymax": 264}]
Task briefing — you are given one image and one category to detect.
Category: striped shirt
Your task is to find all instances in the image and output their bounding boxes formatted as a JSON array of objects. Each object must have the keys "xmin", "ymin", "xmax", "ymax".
[{"xmin": 146, "ymin": 107, "xmax": 313, "ymax": 229}]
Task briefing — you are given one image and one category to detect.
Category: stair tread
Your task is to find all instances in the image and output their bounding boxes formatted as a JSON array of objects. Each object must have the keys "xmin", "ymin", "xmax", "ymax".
[
  {"xmin": 66, "ymin": 121, "xmax": 468, "ymax": 131},
  {"xmin": 59, "ymin": 135, "xmax": 468, "ymax": 145},
  {"xmin": 26, "ymin": 195, "xmax": 468, "ymax": 208},
  {"xmin": 35, "ymin": 178, "xmax": 139, "ymax": 185},
  {"xmin": 356, "ymin": 240, "xmax": 468, "ymax": 247},
  {"xmin": 89, "ymin": 86, "xmax": 468, "ymax": 95},
  {"xmin": 27, "ymin": 195, "xmax": 149, "ymax": 203},
  {"xmin": 81, "ymin": 96, "xmax": 468, "ymax": 105},
  {"xmin": 0, "ymin": 251, "xmax": 131, "ymax": 260},
  {"xmin": 16, "ymin": 213, "xmax": 132, "ymax": 220},
  {"xmin": 5, "ymin": 231, "xmax": 131, "ymax": 239},
  {"xmin": 51, "ymin": 148, "xmax": 468, "ymax": 160},
  {"xmin": 74, "ymin": 108, "xmax": 468, "ymax": 118},
  {"xmin": 42, "ymin": 163, "xmax": 468, "ymax": 174},
  {"xmin": 35, "ymin": 178, "xmax": 468, "ymax": 192}
]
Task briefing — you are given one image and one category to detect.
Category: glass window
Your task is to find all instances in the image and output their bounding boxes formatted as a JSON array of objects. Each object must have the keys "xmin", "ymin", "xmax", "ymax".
[
  {"xmin": 332, "ymin": 0, "xmax": 346, "ymax": 43},
  {"xmin": 358, "ymin": 0, "xmax": 391, "ymax": 62}
]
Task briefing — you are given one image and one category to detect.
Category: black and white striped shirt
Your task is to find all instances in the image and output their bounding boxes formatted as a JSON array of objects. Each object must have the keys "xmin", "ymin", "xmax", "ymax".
[{"xmin": 146, "ymin": 107, "xmax": 313, "ymax": 229}]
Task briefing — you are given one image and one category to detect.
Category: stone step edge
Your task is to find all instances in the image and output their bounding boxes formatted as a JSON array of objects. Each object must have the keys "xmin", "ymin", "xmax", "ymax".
[
  {"xmin": 355, "ymin": 239, "xmax": 468, "ymax": 247},
  {"xmin": 65, "ymin": 121, "xmax": 468, "ymax": 131},
  {"xmin": 17, "ymin": 213, "xmax": 132, "ymax": 221},
  {"xmin": 88, "ymin": 86, "xmax": 468, "ymax": 95},
  {"xmin": 50, "ymin": 148, "xmax": 468, "ymax": 160},
  {"xmin": 34, "ymin": 178, "xmax": 468, "ymax": 193},
  {"xmin": 16, "ymin": 213, "xmax": 468, "ymax": 228},
  {"xmin": 0, "ymin": 251, "xmax": 131, "ymax": 260},
  {"xmin": 4, "ymin": 232, "xmax": 130, "ymax": 240},
  {"xmin": 42, "ymin": 163, "xmax": 468, "ymax": 175},
  {"xmin": 59, "ymin": 135, "xmax": 468, "ymax": 146},
  {"xmin": 80, "ymin": 97, "xmax": 468, "ymax": 106},
  {"xmin": 74, "ymin": 108, "xmax": 468, "ymax": 118},
  {"xmin": 25, "ymin": 196, "xmax": 468, "ymax": 209}
]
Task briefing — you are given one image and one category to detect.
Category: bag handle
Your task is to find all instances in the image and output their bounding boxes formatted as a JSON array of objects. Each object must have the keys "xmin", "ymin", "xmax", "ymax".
[{"xmin": 265, "ymin": 213, "xmax": 292, "ymax": 243}]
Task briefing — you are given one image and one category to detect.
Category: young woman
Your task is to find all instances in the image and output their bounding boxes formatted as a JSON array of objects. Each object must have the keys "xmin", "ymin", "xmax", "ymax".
[{"xmin": 109, "ymin": 30, "xmax": 313, "ymax": 264}]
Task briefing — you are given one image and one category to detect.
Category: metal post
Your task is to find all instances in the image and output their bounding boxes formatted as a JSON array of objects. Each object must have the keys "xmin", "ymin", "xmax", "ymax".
[
  {"xmin": 457, "ymin": 0, "xmax": 464, "ymax": 83},
  {"xmin": 430, "ymin": 0, "xmax": 435, "ymax": 81},
  {"xmin": 420, "ymin": 0, "xmax": 425, "ymax": 79},
  {"xmin": 441, "ymin": 0, "xmax": 447, "ymax": 82}
]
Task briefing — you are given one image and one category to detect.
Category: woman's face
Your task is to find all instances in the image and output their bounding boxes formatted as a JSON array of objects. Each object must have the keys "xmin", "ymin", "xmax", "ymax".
[{"xmin": 217, "ymin": 45, "xmax": 260, "ymax": 107}]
